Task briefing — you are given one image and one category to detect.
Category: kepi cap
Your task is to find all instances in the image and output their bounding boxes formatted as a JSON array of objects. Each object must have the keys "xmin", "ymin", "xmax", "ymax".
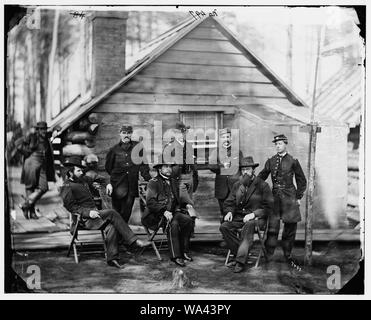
[{"xmin": 272, "ymin": 134, "xmax": 288, "ymax": 144}]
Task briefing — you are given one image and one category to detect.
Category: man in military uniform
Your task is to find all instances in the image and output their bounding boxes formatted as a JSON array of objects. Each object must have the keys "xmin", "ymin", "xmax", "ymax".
[
  {"xmin": 258, "ymin": 134, "xmax": 307, "ymax": 269},
  {"xmin": 60, "ymin": 156, "xmax": 150, "ymax": 269},
  {"xmin": 142, "ymin": 158, "xmax": 194, "ymax": 267},
  {"xmin": 105, "ymin": 125, "xmax": 151, "ymax": 222},
  {"xmin": 163, "ymin": 121, "xmax": 199, "ymax": 228},
  {"xmin": 19, "ymin": 121, "xmax": 57, "ymax": 219},
  {"xmin": 220, "ymin": 156, "xmax": 273, "ymax": 273},
  {"xmin": 208, "ymin": 128, "xmax": 243, "ymax": 223}
]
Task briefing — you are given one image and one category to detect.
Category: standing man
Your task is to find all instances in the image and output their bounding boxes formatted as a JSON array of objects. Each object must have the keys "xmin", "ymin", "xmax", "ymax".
[
  {"xmin": 163, "ymin": 121, "xmax": 199, "ymax": 222},
  {"xmin": 105, "ymin": 125, "xmax": 151, "ymax": 222},
  {"xmin": 208, "ymin": 128, "xmax": 243, "ymax": 223},
  {"xmin": 19, "ymin": 121, "xmax": 57, "ymax": 219},
  {"xmin": 142, "ymin": 157, "xmax": 194, "ymax": 267},
  {"xmin": 220, "ymin": 156, "xmax": 273, "ymax": 273},
  {"xmin": 258, "ymin": 134, "xmax": 307, "ymax": 269},
  {"xmin": 60, "ymin": 156, "xmax": 150, "ymax": 269}
]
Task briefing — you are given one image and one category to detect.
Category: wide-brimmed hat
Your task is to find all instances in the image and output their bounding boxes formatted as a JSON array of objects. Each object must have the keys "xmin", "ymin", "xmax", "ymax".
[
  {"xmin": 35, "ymin": 121, "xmax": 48, "ymax": 129},
  {"xmin": 239, "ymin": 156, "xmax": 259, "ymax": 169},
  {"xmin": 272, "ymin": 134, "xmax": 288, "ymax": 144},
  {"xmin": 175, "ymin": 121, "xmax": 190, "ymax": 132},
  {"xmin": 63, "ymin": 156, "xmax": 85, "ymax": 168},
  {"xmin": 120, "ymin": 125, "xmax": 133, "ymax": 133}
]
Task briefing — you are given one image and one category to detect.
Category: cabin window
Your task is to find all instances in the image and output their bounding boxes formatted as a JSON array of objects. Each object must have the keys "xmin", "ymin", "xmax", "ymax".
[{"xmin": 180, "ymin": 111, "xmax": 222, "ymax": 164}]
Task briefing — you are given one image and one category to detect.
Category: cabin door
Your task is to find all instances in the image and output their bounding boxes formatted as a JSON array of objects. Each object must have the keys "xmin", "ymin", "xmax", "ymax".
[{"xmin": 179, "ymin": 111, "xmax": 223, "ymax": 227}]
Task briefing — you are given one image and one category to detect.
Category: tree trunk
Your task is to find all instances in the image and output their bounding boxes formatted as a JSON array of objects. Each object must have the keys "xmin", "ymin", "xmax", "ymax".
[
  {"xmin": 46, "ymin": 10, "xmax": 60, "ymax": 123},
  {"xmin": 11, "ymin": 40, "xmax": 17, "ymax": 117}
]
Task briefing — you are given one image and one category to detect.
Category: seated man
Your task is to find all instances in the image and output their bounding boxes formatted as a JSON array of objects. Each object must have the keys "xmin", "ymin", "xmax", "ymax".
[
  {"xmin": 60, "ymin": 156, "xmax": 150, "ymax": 269},
  {"xmin": 141, "ymin": 157, "xmax": 194, "ymax": 267},
  {"xmin": 220, "ymin": 156, "xmax": 274, "ymax": 273}
]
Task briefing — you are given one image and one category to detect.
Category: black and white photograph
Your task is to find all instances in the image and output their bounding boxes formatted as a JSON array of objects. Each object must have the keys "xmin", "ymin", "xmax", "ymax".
[{"xmin": 3, "ymin": 3, "xmax": 366, "ymax": 296}]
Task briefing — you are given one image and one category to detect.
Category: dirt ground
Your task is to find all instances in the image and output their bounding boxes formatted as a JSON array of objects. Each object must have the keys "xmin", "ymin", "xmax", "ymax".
[{"xmin": 12, "ymin": 241, "xmax": 361, "ymax": 295}]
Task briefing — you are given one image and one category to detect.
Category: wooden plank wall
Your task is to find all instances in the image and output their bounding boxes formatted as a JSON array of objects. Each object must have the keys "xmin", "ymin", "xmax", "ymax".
[{"xmin": 96, "ymin": 20, "xmax": 296, "ymax": 116}]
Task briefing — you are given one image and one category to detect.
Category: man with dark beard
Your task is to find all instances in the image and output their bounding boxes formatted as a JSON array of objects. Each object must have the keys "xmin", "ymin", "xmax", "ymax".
[
  {"xmin": 220, "ymin": 157, "xmax": 273, "ymax": 273},
  {"xmin": 60, "ymin": 156, "xmax": 151, "ymax": 268}
]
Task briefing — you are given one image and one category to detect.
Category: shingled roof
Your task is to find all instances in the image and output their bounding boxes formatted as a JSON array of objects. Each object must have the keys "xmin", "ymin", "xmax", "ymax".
[{"xmin": 315, "ymin": 65, "xmax": 363, "ymax": 127}]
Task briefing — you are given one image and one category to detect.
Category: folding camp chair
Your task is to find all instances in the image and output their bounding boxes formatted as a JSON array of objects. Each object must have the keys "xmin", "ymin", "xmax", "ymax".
[
  {"xmin": 138, "ymin": 181, "xmax": 168, "ymax": 261},
  {"xmin": 66, "ymin": 212, "xmax": 107, "ymax": 264},
  {"xmin": 225, "ymin": 218, "xmax": 268, "ymax": 268}
]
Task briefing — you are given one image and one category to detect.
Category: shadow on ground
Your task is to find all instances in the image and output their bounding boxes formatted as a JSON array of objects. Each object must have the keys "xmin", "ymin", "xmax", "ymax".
[{"xmin": 12, "ymin": 242, "xmax": 361, "ymax": 294}]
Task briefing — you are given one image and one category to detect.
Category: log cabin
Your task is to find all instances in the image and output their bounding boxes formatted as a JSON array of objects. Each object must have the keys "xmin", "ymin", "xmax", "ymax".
[{"xmin": 49, "ymin": 12, "xmax": 351, "ymax": 234}]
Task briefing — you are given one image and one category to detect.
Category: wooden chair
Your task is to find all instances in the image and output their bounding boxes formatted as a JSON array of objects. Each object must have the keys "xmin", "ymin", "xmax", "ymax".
[
  {"xmin": 225, "ymin": 218, "xmax": 268, "ymax": 268},
  {"xmin": 66, "ymin": 212, "xmax": 107, "ymax": 264},
  {"xmin": 138, "ymin": 181, "xmax": 167, "ymax": 261}
]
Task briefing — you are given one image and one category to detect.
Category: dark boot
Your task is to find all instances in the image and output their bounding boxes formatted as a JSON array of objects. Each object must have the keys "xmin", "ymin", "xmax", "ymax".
[
  {"xmin": 19, "ymin": 202, "xmax": 30, "ymax": 219},
  {"xmin": 29, "ymin": 206, "xmax": 39, "ymax": 220},
  {"xmin": 233, "ymin": 262, "xmax": 244, "ymax": 273}
]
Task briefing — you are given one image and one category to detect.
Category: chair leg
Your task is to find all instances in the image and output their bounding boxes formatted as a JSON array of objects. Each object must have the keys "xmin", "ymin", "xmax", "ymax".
[
  {"xmin": 139, "ymin": 226, "xmax": 162, "ymax": 260},
  {"xmin": 152, "ymin": 241, "xmax": 162, "ymax": 261},
  {"xmin": 254, "ymin": 248, "xmax": 263, "ymax": 268},
  {"xmin": 101, "ymin": 230, "xmax": 107, "ymax": 260},
  {"xmin": 225, "ymin": 250, "xmax": 232, "ymax": 266},
  {"xmin": 73, "ymin": 243, "xmax": 79, "ymax": 264},
  {"xmin": 256, "ymin": 225, "xmax": 268, "ymax": 260},
  {"xmin": 67, "ymin": 223, "xmax": 79, "ymax": 257}
]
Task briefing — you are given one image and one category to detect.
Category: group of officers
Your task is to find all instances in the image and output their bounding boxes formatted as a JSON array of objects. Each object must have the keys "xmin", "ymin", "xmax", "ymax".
[{"xmin": 18, "ymin": 121, "xmax": 307, "ymax": 272}]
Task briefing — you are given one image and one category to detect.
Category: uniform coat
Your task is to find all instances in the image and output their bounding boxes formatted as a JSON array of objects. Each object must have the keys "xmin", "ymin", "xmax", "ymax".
[
  {"xmin": 142, "ymin": 174, "xmax": 193, "ymax": 259},
  {"xmin": 142, "ymin": 175, "xmax": 191, "ymax": 224},
  {"xmin": 20, "ymin": 132, "xmax": 55, "ymax": 186},
  {"xmin": 223, "ymin": 176, "xmax": 274, "ymax": 221},
  {"xmin": 258, "ymin": 153, "xmax": 307, "ymax": 223},
  {"xmin": 220, "ymin": 176, "xmax": 273, "ymax": 264},
  {"xmin": 60, "ymin": 175, "xmax": 103, "ymax": 228},
  {"xmin": 105, "ymin": 140, "xmax": 151, "ymax": 198},
  {"xmin": 60, "ymin": 175, "xmax": 138, "ymax": 262},
  {"xmin": 163, "ymin": 139, "xmax": 198, "ymax": 192}
]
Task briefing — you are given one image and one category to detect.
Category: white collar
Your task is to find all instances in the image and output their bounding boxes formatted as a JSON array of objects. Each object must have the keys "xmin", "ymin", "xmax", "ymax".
[
  {"xmin": 278, "ymin": 152, "xmax": 287, "ymax": 157},
  {"xmin": 159, "ymin": 172, "xmax": 170, "ymax": 180}
]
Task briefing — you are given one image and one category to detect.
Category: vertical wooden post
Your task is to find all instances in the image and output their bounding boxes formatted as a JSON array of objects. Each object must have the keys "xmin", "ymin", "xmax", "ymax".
[
  {"xmin": 46, "ymin": 9, "xmax": 60, "ymax": 123},
  {"xmin": 304, "ymin": 25, "xmax": 324, "ymax": 266},
  {"xmin": 304, "ymin": 124, "xmax": 318, "ymax": 266}
]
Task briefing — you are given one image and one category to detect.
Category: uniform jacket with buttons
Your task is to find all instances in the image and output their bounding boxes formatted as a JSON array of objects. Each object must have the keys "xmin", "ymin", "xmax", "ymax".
[
  {"xmin": 208, "ymin": 148, "xmax": 243, "ymax": 200},
  {"xmin": 143, "ymin": 174, "xmax": 192, "ymax": 221},
  {"xmin": 223, "ymin": 176, "xmax": 273, "ymax": 222},
  {"xmin": 60, "ymin": 175, "xmax": 106, "ymax": 231},
  {"xmin": 105, "ymin": 140, "xmax": 151, "ymax": 198},
  {"xmin": 258, "ymin": 153, "xmax": 307, "ymax": 223},
  {"xmin": 163, "ymin": 139, "xmax": 198, "ymax": 192},
  {"xmin": 60, "ymin": 176, "xmax": 98, "ymax": 219}
]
